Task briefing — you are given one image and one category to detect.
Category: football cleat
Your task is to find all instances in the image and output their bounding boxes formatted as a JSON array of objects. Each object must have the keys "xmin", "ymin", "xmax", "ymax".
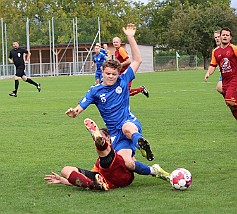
[
  {"xmin": 37, "ymin": 83, "xmax": 41, "ymax": 92},
  {"xmin": 138, "ymin": 137, "xmax": 154, "ymax": 161},
  {"xmin": 141, "ymin": 85, "xmax": 149, "ymax": 98},
  {"xmin": 9, "ymin": 92, "xmax": 17, "ymax": 97},
  {"xmin": 84, "ymin": 118, "xmax": 105, "ymax": 147},
  {"xmin": 152, "ymin": 164, "xmax": 170, "ymax": 182},
  {"xmin": 94, "ymin": 174, "xmax": 109, "ymax": 191}
]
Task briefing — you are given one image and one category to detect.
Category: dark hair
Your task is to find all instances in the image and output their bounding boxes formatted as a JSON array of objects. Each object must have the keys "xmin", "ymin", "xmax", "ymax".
[
  {"xmin": 99, "ymin": 128, "xmax": 111, "ymax": 144},
  {"xmin": 220, "ymin": 27, "xmax": 232, "ymax": 37},
  {"xmin": 102, "ymin": 59, "xmax": 121, "ymax": 73},
  {"xmin": 99, "ymin": 128, "xmax": 110, "ymax": 136}
]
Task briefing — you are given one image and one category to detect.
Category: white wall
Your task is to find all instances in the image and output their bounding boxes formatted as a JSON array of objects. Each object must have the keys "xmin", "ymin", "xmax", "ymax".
[{"xmin": 125, "ymin": 44, "xmax": 154, "ymax": 72}]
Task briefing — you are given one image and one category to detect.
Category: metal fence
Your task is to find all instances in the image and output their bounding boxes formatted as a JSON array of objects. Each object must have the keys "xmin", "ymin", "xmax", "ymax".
[
  {"xmin": 154, "ymin": 55, "xmax": 203, "ymax": 71},
  {"xmin": 0, "ymin": 61, "xmax": 95, "ymax": 79},
  {"xmin": 0, "ymin": 55, "xmax": 204, "ymax": 79}
]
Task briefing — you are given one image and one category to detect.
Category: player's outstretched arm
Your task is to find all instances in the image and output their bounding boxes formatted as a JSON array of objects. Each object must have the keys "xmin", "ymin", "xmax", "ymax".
[
  {"xmin": 65, "ymin": 105, "xmax": 84, "ymax": 118},
  {"xmin": 44, "ymin": 172, "xmax": 72, "ymax": 185},
  {"xmin": 123, "ymin": 23, "xmax": 142, "ymax": 74}
]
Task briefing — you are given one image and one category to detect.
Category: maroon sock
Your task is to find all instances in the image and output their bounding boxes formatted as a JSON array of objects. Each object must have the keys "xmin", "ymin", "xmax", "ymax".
[
  {"xmin": 68, "ymin": 171, "xmax": 94, "ymax": 189},
  {"xmin": 129, "ymin": 87, "xmax": 143, "ymax": 96}
]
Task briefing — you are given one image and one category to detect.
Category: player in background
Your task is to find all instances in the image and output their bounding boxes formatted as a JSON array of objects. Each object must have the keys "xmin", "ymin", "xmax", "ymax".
[
  {"xmin": 103, "ymin": 43, "xmax": 112, "ymax": 59},
  {"xmin": 66, "ymin": 24, "xmax": 157, "ymax": 176},
  {"xmin": 213, "ymin": 30, "xmax": 223, "ymax": 94},
  {"xmin": 8, "ymin": 41, "xmax": 41, "ymax": 97},
  {"xmin": 112, "ymin": 36, "xmax": 149, "ymax": 98},
  {"xmin": 91, "ymin": 44, "xmax": 108, "ymax": 84},
  {"xmin": 96, "ymin": 42, "xmax": 108, "ymax": 56},
  {"xmin": 44, "ymin": 118, "xmax": 170, "ymax": 191},
  {"xmin": 204, "ymin": 27, "xmax": 237, "ymax": 120}
]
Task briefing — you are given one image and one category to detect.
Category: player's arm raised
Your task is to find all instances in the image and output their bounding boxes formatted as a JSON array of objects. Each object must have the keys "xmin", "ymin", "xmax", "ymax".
[{"xmin": 123, "ymin": 23, "xmax": 142, "ymax": 74}]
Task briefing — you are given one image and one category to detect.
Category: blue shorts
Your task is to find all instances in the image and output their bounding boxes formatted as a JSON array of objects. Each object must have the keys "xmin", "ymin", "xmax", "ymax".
[
  {"xmin": 111, "ymin": 118, "xmax": 142, "ymax": 157},
  {"xmin": 219, "ymin": 76, "xmax": 222, "ymax": 81},
  {"xmin": 95, "ymin": 70, "xmax": 103, "ymax": 80}
]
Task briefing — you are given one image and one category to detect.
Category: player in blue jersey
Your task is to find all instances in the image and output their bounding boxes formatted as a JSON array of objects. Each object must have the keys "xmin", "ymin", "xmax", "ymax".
[
  {"xmin": 96, "ymin": 43, "xmax": 109, "ymax": 57},
  {"xmin": 103, "ymin": 43, "xmax": 112, "ymax": 59},
  {"xmin": 91, "ymin": 44, "xmax": 108, "ymax": 84},
  {"xmin": 213, "ymin": 30, "xmax": 222, "ymax": 94},
  {"xmin": 66, "ymin": 23, "xmax": 156, "ymax": 176}
]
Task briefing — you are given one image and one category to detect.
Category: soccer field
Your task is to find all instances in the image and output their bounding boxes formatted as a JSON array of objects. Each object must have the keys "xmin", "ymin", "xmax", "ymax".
[{"xmin": 0, "ymin": 70, "xmax": 236, "ymax": 214}]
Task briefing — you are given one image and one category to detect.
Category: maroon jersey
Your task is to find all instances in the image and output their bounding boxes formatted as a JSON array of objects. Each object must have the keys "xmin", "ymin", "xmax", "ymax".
[
  {"xmin": 210, "ymin": 44, "xmax": 237, "ymax": 103},
  {"xmin": 114, "ymin": 47, "xmax": 130, "ymax": 73},
  {"xmin": 94, "ymin": 153, "xmax": 134, "ymax": 189}
]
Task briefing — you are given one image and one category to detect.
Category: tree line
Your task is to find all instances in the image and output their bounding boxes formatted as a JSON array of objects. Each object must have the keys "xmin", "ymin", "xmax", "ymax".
[{"xmin": 0, "ymin": 0, "xmax": 236, "ymax": 68}]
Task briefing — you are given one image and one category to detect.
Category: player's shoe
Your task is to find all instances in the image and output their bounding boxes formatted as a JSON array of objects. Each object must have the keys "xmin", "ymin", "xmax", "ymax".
[
  {"xmin": 84, "ymin": 118, "xmax": 105, "ymax": 147},
  {"xmin": 141, "ymin": 85, "xmax": 149, "ymax": 98},
  {"xmin": 94, "ymin": 174, "xmax": 109, "ymax": 191},
  {"xmin": 37, "ymin": 83, "xmax": 41, "ymax": 92},
  {"xmin": 9, "ymin": 92, "xmax": 17, "ymax": 97},
  {"xmin": 138, "ymin": 137, "xmax": 154, "ymax": 161},
  {"xmin": 152, "ymin": 164, "xmax": 170, "ymax": 182}
]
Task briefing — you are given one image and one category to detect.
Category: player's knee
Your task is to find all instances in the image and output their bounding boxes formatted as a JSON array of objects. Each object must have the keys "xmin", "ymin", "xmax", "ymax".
[
  {"xmin": 122, "ymin": 122, "xmax": 138, "ymax": 139},
  {"xmin": 216, "ymin": 87, "xmax": 222, "ymax": 93},
  {"xmin": 22, "ymin": 76, "xmax": 27, "ymax": 81},
  {"xmin": 61, "ymin": 166, "xmax": 78, "ymax": 178},
  {"xmin": 123, "ymin": 158, "xmax": 135, "ymax": 171}
]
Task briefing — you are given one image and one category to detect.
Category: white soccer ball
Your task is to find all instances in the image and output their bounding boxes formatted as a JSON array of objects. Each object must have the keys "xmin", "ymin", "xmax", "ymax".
[{"xmin": 170, "ymin": 168, "xmax": 192, "ymax": 191}]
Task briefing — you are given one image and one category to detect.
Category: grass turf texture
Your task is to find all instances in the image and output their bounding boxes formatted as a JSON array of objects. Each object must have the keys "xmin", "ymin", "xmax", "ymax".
[{"xmin": 0, "ymin": 70, "xmax": 236, "ymax": 214}]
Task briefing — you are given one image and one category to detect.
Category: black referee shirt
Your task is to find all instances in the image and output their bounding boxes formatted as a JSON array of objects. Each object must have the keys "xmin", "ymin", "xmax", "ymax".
[{"xmin": 9, "ymin": 48, "xmax": 28, "ymax": 68}]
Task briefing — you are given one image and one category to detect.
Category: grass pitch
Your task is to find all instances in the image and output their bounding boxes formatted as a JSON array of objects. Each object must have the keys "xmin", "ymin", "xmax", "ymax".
[{"xmin": 0, "ymin": 70, "xmax": 236, "ymax": 214}]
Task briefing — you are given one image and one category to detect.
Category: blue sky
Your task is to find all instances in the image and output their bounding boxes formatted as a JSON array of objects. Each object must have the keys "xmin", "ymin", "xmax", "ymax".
[
  {"xmin": 134, "ymin": 0, "xmax": 237, "ymax": 9},
  {"xmin": 231, "ymin": 0, "xmax": 237, "ymax": 9}
]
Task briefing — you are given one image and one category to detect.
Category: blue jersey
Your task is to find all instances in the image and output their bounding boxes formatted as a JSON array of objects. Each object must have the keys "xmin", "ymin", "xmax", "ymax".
[
  {"xmin": 79, "ymin": 66, "xmax": 136, "ymax": 136},
  {"xmin": 100, "ymin": 48, "xmax": 108, "ymax": 56},
  {"xmin": 93, "ymin": 53, "xmax": 107, "ymax": 71}
]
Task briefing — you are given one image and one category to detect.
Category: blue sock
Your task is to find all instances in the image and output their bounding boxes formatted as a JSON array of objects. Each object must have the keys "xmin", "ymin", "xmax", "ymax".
[
  {"xmin": 134, "ymin": 161, "xmax": 151, "ymax": 175},
  {"xmin": 132, "ymin": 132, "xmax": 143, "ymax": 148}
]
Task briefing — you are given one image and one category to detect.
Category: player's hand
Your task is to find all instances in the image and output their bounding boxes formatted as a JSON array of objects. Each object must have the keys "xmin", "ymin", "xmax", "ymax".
[
  {"xmin": 204, "ymin": 73, "xmax": 209, "ymax": 81},
  {"xmin": 25, "ymin": 60, "xmax": 28, "ymax": 64},
  {"xmin": 9, "ymin": 59, "xmax": 13, "ymax": 64},
  {"xmin": 65, "ymin": 108, "xmax": 78, "ymax": 118},
  {"xmin": 44, "ymin": 172, "xmax": 63, "ymax": 184},
  {"xmin": 123, "ymin": 23, "xmax": 136, "ymax": 37}
]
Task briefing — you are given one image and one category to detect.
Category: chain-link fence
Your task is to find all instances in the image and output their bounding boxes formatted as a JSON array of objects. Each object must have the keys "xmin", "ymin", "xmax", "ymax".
[
  {"xmin": 154, "ymin": 55, "xmax": 204, "ymax": 71},
  {"xmin": 0, "ymin": 60, "xmax": 94, "ymax": 79}
]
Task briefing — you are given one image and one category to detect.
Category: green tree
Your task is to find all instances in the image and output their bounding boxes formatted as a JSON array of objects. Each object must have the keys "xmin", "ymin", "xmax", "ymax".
[{"xmin": 164, "ymin": 2, "xmax": 237, "ymax": 69}]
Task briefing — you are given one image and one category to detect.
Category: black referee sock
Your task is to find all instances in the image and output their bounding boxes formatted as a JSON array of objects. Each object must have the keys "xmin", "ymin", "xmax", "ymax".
[
  {"xmin": 26, "ymin": 78, "xmax": 38, "ymax": 87},
  {"xmin": 14, "ymin": 79, "xmax": 19, "ymax": 93}
]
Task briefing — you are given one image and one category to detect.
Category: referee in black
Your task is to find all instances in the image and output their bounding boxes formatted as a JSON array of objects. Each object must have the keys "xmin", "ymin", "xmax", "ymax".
[{"xmin": 8, "ymin": 41, "xmax": 41, "ymax": 97}]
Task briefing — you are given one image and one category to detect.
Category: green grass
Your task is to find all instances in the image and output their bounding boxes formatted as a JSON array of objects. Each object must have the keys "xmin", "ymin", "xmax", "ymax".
[{"xmin": 0, "ymin": 70, "xmax": 236, "ymax": 214}]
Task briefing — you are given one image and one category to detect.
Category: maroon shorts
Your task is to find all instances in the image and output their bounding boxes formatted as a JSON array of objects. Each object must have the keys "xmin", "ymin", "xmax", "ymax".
[{"xmin": 222, "ymin": 78, "xmax": 237, "ymax": 105}]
